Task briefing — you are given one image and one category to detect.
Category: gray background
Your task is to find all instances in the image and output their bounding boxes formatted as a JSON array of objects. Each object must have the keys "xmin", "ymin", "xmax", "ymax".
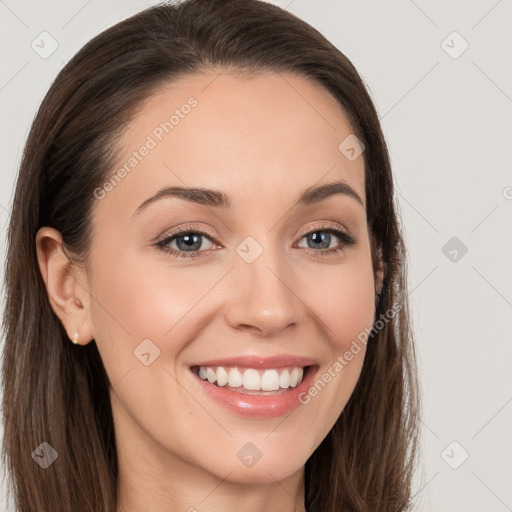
[{"xmin": 1, "ymin": 1, "xmax": 511, "ymax": 511}]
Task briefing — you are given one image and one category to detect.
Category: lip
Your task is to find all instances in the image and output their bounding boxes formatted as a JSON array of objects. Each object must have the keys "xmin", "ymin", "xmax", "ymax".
[
  {"xmin": 190, "ymin": 361, "xmax": 319, "ymax": 418},
  {"xmin": 191, "ymin": 354, "xmax": 318, "ymax": 370}
]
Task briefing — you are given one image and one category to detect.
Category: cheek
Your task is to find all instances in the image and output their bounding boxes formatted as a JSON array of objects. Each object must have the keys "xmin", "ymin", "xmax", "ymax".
[
  {"xmin": 305, "ymin": 259, "xmax": 376, "ymax": 347},
  {"xmin": 89, "ymin": 250, "xmax": 197, "ymax": 340},
  {"xmin": 294, "ymin": 258, "xmax": 375, "ymax": 439},
  {"xmin": 86, "ymin": 251, "xmax": 182, "ymax": 383},
  {"xmin": 87, "ymin": 248, "xmax": 224, "ymax": 387}
]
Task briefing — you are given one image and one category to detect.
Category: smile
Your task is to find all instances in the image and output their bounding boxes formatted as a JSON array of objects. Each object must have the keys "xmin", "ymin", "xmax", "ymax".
[
  {"xmin": 192, "ymin": 365, "xmax": 305, "ymax": 394},
  {"xmin": 190, "ymin": 362, "xmax": 318, "ymax": 418}
]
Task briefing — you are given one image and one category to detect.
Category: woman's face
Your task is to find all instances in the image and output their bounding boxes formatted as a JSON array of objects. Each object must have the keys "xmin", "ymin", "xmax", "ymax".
[{"xmin": 72, "ymin": 71, "xmax": 380, "ymax": 492}]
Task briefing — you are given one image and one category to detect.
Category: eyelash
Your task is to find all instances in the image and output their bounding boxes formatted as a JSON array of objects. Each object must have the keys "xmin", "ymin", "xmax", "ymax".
[{"xmin": 153, "ymin": 223, "xmax": 357, "ymax": 260}]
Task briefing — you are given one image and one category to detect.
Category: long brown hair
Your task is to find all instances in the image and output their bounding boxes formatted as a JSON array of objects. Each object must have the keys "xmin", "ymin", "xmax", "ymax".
[{"xmin": 1, "ymin": 0, "xmax": 421, "ymax": 510}]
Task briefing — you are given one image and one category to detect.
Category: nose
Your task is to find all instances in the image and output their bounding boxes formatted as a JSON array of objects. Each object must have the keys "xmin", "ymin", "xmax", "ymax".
[{"xmin": 224, "ymin": 247, "xmax": 302, "ymax": 338}]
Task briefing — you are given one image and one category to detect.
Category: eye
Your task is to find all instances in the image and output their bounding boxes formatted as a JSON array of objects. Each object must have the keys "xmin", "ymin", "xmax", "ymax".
[
  {"xmin": 154, "ymin": 226, "xmax": 218, "ymax": 260},
  {"xmin": 153, "ymin": 222, "xmax": 356, "ymax": 260},
  {"xmin": 295, "ymin": 223, "xmax": 356, "ymax": 258}
]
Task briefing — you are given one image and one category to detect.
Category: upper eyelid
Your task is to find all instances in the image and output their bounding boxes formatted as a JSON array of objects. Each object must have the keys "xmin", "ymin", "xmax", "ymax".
[
  {"xmin": 156, "ymin": 221, "xmax": 354, "ymax": 246},
  {"xmin": 154, "ymin": 223, "xmax": 216, "ymax": 243},
  {"xmin": 160, "ymin": 221, "xmax": 350, "ymax": 237}
]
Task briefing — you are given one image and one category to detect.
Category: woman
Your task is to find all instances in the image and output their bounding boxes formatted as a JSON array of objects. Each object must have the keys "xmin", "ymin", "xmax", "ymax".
[{"xmin": 1, "ymin": 0, "xmax": 421, "ymax": 510}]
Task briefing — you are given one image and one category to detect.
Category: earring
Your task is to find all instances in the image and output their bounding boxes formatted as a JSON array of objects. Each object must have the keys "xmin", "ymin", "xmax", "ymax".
[{"xmin": 71, "ymin": 332, "xmax": 79, "ymax": 345}]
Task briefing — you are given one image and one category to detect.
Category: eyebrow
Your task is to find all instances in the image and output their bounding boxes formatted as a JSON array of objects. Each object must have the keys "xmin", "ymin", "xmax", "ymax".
[{"xmin": 132, "ymin": 180, "xmax": 364, "ymax": 217}]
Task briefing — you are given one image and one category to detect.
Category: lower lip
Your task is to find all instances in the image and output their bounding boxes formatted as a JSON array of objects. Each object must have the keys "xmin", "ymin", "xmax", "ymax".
[{"xmin": 191, "ymin": 366, "xmax": 318, "ymax": 418}]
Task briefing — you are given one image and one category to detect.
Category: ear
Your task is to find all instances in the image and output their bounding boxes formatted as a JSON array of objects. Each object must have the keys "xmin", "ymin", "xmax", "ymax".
[{"xmin": 35, "ymin": 227, "xmax": 95, "ymax": 345}]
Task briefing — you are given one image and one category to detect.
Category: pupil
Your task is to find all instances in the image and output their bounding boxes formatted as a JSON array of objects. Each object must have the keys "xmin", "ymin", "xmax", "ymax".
[
  {"xmin": 310, "ymin": 231, "xmax": 329, "ymax": 249},
  {"xmin": 178, "ymin": 234, "xmax": 201, "ymax": 251}
]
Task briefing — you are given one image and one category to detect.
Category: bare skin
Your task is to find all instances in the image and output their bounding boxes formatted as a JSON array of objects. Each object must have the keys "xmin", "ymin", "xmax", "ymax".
[{"xmin": 36, "ymin": 70, "xmax": 383, "ymax": 512}]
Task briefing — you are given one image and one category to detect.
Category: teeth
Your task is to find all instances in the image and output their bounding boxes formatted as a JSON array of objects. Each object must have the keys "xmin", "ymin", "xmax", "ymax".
[
  {"xmin": 206, "ymin": 367, "xmax": 216, "ymax": 384},
  {"xmin": 228, "ymin": 368, "xmax": 243, "ymax": 388},
  {"xmin": 243, "ymin": 369, "xmax": 261, "ymax": 390},
  {"xmin": 195, "ymin": 365, "xmax": 306, "ymax": 391},
  {"xmin": 261, "ymin": 370, "xmax": 280, "ymax": 391},
  {"xmin": 279, "ymin": 369, "xmax": 290, "ymax": 389},
  {"xmin": 216, "ymin": 366, "xmax": 229, "ymax": 387},
  {"xmin": 290, "ymin": 367, "xmax": 303, "ymax": 388}
]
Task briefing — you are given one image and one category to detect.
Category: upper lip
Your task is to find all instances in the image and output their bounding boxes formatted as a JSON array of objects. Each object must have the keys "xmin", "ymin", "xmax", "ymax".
[{"xmin": 191, "ymin": 354, "xmax": 318, "ymax": 369}]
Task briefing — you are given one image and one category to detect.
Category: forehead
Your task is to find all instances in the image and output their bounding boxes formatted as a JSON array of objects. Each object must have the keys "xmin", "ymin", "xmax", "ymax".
[{"xmin": 99, "ymin": 69, "xmax": 366, "ymax": 217}]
